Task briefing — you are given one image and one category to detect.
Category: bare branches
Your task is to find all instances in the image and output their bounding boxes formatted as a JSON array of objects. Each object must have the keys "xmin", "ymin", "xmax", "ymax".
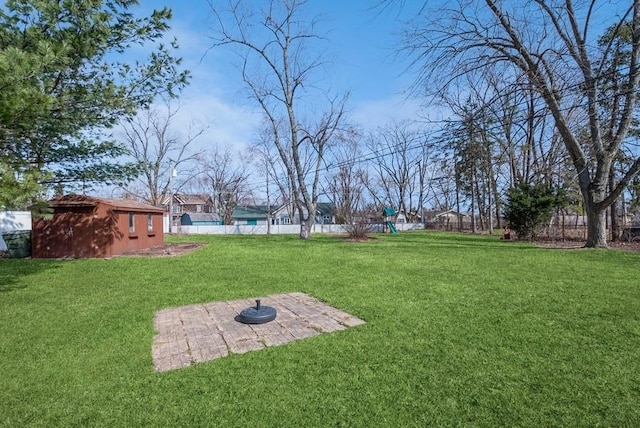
[
  {"xmin": 120, "ymin": 99, "xmax": 205, "ymax": 206},
  {"xmin": 396, "ymin": 0, "xmax": 640, "ymax": 246},
  {"xmin": 208, "ymin": 0, "xmax": 349, "ymax": 238},
  {"xmin": 196, "ymin": 147, "xmax": 252, "ymax": 224}
]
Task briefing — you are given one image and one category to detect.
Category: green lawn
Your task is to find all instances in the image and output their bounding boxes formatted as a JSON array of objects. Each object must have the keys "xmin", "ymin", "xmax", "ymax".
[{"xmin": 1, "ymin": 232, "xmax": 639, "ymax": 427}]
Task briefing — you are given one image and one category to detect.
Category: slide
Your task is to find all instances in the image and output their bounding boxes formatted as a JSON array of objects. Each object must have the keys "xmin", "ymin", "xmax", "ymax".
[{"xmin": 386, "ymin": 221, "xmax": 397, "ymax": 234}]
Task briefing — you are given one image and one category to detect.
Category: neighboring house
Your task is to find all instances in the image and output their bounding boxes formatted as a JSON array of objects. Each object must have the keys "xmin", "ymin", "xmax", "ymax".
[
  {"xmin": 424, "ymin": 209, "xmax": 470, "ymax": 229},
  {"xmin": 162, "ymin": 193, "xmax": 214, "ymax": 228},
  {"xmin": 172, "ymin": 194, "xmax": 214, "ymax": 213},
  {"xmin": 32, "ymin": 194, "xmax": 164, "ymax": 258},
  {"xmin": 232, "ymin": 202, "xmax": 336, "ymax": 226},
  {"xmin": 231, "ymin": 205, "xmax": 272, "ymax": 225},
  {"xmin": 315, "ymin": 202, "xmax": 337, "ymax": 224},
  {"xmin": 396, "ymin": 209, "xmax": 423, "ymax": 224},
  {"xmin": 180, "ymin": 212, "xmax": 222, "ymax": 226},
  {"xmin": 272, "ymin": 202, "xmax": 337, "ymax": 225},
  {"xmin": 272, "ymin": 205, "xmax": 296, "ymax": 225}
]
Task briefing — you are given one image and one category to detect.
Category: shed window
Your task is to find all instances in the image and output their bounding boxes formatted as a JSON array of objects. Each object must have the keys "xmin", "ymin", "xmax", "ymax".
[
  {"xmin": 147, "ymin": 214, "xmax": 154, "ymax": 231},
  {"xmin": 128, "ymin": 212, "xmax": 135, "ymax": 232}
]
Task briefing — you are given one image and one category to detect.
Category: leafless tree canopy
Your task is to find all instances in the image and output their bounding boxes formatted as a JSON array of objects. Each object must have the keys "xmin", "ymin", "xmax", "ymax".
[
  {"xmin": 196, "ymin": 148, "xmax": 252, "ymax": 224},
  {"xmin": 392, "ymin": 0, "xmax": 640, "ymax": 247},
  {"xmin": 208, "ymin": 0, "xmax": 349, "ymax": 239},
  {"xmin": 365, "ymin": 121, "xmax": 432, "ymax": 219},
  {"xmin": 120, "ymin": 99, "xmax": 204, "ymax": 206}
]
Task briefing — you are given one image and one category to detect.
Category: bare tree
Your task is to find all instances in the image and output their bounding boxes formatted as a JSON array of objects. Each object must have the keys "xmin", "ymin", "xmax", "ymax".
[
  {"xmin": 434, "ymin": 68, "xmax": 571, "ymax": 232},
  {"xmin": 392, "ymin": 1, "xmax": 640, "ymax": 247},
  {"xmin": 120, "ymin": 99, "xmax": 204, "ymax": 205},
  {"xmin": 322, "ymin": 129, "xmax": 369, "ymax": 223},
  {"xmin": 366, "ymin": 121, "xmax": 431, "ymax": 221},
  {"xmin": 208, "ymin": 0, "xmax": 349, "ymax": 239},
  {"xmin": 252, "ymin": 123, "xmax": 298, "ymax": 222},
  {"xmin": 196, "ymin": 147, "xmax": 252, "ymax": 224}
]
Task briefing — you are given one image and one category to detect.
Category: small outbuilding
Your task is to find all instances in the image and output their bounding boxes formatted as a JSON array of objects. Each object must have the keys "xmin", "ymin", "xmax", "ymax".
[
  {"xmin": 180, "ymin": 212, "xmax": 221, "ymax": 226},
  {"xmin": 32, "ymin": 195, "xmax": 164, "ymax": 258}
]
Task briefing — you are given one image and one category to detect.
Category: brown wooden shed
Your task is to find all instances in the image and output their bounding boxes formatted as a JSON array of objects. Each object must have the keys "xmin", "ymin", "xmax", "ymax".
[{"xmin": 32, "ymin": 195, "xmax": 165, "ymax": 258}]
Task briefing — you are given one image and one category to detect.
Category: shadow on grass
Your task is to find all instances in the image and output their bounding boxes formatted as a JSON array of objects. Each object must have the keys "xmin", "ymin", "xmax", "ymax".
[
  {"xmin": 0, "ymin": 259, "xmax": 60, "ymax": 292},
  {"xmin": 174, "ymin": 230, "xmax": 566, "ymax": 253},
  {"xmin": 371, "ymin": 231, "xmax": 541, "ymax": 251}
]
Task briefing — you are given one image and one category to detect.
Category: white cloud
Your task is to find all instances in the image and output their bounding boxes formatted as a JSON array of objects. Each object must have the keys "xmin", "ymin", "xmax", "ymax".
[
  {"xmin": 168, "ymin": 90, "xmax": 260, "ymax": 154},
  {"xmin": 158, "ymin": 21, "xmax": 263, "ymax": 154}
]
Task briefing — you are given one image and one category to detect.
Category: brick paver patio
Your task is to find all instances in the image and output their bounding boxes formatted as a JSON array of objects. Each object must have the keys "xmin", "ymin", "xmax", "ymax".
[{"xmin": 152, "ymin": 292, "xmax": 365, "ymax": 372}]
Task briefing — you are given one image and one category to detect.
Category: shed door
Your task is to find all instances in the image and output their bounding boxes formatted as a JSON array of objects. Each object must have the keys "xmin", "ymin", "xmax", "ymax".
[
  {"xmin": 36, "ymin": 216, "xmax": 68, "ymax": 258},
  {"xmin": 66, "ymin": 211, "xmax": 94, "ymax": 258},
  {"xmin": 52, "ymin": 210, "xmax": 94, "ymax": 258}
]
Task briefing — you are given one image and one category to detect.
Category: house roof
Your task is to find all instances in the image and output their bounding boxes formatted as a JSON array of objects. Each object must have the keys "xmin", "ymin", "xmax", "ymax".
[
  {"xmin": 160, "ymin": 193, "xmax": 211, "ymax": 206},
  {"xmin": 49, "ymin": 195, "xmax": 164, "ymax": 213},
  {"xmin": 174, "ymin": 193, "xmax": 210, "ymax": 205},
  {"xmin": 316, "ymin": 202, "xmax": 336, "ymax": 215},
  {"xmin": 424, "ymin": 209, "xmax": 469, "ymax": 218},
  {"xmin": 231, "ymin": 205, "xmax": 271, "ymax": 219}
]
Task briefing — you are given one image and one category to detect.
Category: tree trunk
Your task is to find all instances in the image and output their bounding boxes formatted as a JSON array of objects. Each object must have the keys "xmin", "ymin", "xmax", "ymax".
[
  {"xmin": 455, "ymin": 164, "xmax": 462, "ymax": 232},
  {"xmin": 470, "ymin": 170, "xmax": 477, "ymax": 234},
  {"xmin": 585, "ymin": 204, "xmax": 608, "ymax": 248},
  {"xmin": 609, "ymin": 167, "xmax": 618, "ymax": 242},
  {"xmin": 298, "ymin": 200, "xmax": 317, "ymax": 240},
  {"xmin": 299, "ymin": 218, "xmax": 313, "ymax": 240}
]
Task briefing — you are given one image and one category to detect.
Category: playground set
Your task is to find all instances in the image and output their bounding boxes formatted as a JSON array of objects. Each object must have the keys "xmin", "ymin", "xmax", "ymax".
[{"xmin": 383, "ymin": 207, "xmax": 398, "ymax": 234}]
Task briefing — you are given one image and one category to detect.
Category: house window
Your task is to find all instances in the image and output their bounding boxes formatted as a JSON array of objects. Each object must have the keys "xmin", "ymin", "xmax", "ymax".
[
  {"xmin": 282, "ymin": 216, "xmax": 290, "ymax": 225},
  {"xmin": 147, "ymin": 214, "xmax": 154, "ymax": 231},
  {"xmin": 128, "ymin": 212, "xmax": 135, "ymax": 232},
  {"xmin": 323, "ymin": 215, "xmax": 332, "ymax": 224},
  {"xmin": 196, "ymin": 205, "xmax": 202, "ymax": 213},
  {"xmin": 247, "ymin": 219, "xmax": 257, "ymax": 226}
]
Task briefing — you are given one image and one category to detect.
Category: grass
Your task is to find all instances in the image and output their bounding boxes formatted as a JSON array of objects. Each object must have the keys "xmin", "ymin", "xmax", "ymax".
[{"xmin": 1, "ymin": 231, "xmax": 639, "ymax": 427}]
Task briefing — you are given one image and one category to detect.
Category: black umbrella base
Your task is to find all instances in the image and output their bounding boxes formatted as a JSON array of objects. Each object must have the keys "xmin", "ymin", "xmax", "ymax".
[{"xmin": 238, "ymin": 299, "xmax": 277, "ymax": 324}]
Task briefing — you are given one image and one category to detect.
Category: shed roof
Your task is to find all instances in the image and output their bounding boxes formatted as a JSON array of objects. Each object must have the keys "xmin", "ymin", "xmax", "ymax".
[{"xmin": 49, "ymin": 195, "xmax": 164, "ymax": 213}]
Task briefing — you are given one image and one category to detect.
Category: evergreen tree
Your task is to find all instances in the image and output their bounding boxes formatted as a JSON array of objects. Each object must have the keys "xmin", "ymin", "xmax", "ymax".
[
  {"xmin": 0, "ymin": 0, "xmax": 189, "ymax": 209},
  {"xmin": 503, "ymin": 183, "xmax": 564, "ymax": 240}
]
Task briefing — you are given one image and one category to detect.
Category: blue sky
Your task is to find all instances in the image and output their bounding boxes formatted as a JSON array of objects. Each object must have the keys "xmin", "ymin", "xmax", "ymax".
[
  {"xmin": 137, "ymin": 1, "xmax": 629, "ymax": 159},
  {"xmin": 139, "ymin": 1, "xmax": 422, "ymax": 152}
]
